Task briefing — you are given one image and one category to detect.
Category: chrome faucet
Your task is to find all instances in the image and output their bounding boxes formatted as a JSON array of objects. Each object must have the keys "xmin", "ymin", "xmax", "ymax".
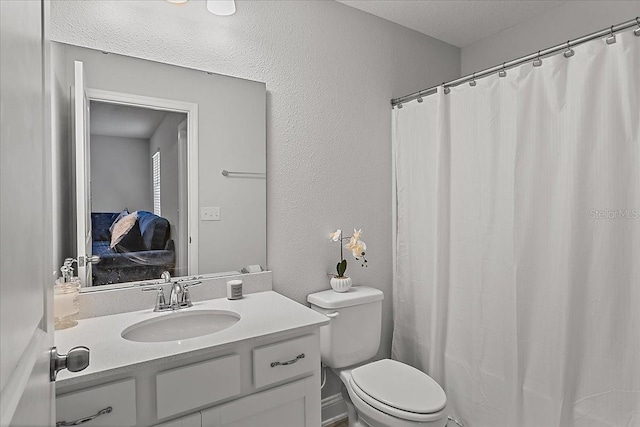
[
  {"xmin": 143, "ymin": 271, "xmax": 202, "ymax": 312},
  {"xmin": 169, "ymin": 281, "xmax": 185, "ymax": 309}
]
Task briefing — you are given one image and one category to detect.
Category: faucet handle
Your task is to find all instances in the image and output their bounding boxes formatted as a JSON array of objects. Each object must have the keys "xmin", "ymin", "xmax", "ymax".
[
  {"xmin": 160, "ymin": 271, "xmax": 171, "ymax": 283},
  {"xmin": 183, "ymin": 280, "xmax": 202, "ymax": 289},
  {"xmin": 143, "ymin": 286, "xmax": 166, "ymax": 311},
  {"xmin": 182, "ymin": 281, "xmax": 202, "ymax": 306}
]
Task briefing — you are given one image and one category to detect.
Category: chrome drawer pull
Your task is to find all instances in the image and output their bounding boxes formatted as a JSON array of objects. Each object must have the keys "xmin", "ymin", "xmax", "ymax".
[
  {"xmin": 56, "ymin": 406, "xmax": 112, "ymax": 426},
  {"xmin": 270, "ymin": 353, "xmax": 305, "ymax": 367}
]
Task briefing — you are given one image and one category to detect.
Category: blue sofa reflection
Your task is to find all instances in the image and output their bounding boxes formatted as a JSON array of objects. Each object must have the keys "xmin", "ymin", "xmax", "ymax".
[{"xmin": 91, "ymin": 211, "xmax": 175, "ymax": 286}]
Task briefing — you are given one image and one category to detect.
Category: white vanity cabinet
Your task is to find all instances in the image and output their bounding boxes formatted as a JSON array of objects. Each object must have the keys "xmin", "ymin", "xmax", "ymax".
[
  {"xmin": 155, "ymin": 413, "xmax": 201, "ymax": 427},
  {"xmin": 54, "ymin": 291, "xmax": 329, "ymax": 427},
  {"xmin": 56, "ymin": 378, "xmax": 137, "ymax": 427},
  {"xmin": 56, "ymin": 332, "xmax": 322, "ymax": 427},
  {"xmin": 201, "ymin": 377, "xmax": 316, "ymax": 427}
]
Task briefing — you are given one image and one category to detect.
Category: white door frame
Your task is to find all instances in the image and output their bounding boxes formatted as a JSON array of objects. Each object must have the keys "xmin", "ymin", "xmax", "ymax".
[
  {"xmin": 85, "ymin": 88, "xmax": 199, "ymax": 277},
  {"xmin": 74, "ymin": 61, "xmax": 93, "ymax": 287},
  {"xmin": 177, "ymin": 119, "xmax": 188, "ymax": 276}
]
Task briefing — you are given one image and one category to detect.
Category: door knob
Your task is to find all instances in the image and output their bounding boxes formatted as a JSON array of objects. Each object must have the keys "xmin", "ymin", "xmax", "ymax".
[{"xmin": 50, "ymin": 346, "xmax": 90, "ymax": 381}]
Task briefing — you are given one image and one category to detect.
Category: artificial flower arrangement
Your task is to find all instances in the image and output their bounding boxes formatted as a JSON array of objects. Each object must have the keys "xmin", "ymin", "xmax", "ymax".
[{"xmin": 328, "ymin": 229, "xmax": 368, "ymax": 292}]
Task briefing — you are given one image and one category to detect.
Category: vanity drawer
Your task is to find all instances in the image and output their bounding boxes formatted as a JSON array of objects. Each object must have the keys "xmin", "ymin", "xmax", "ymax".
[
  {"xmin": 252, "ymin": 334, "xmax": 319, "ymax": 388},
  {"xmin": 56, "ymin": 378, "xmax": 136, "ymax": 427},
  {"xmin": 156, "ymin": 354, "xmax": 241, "ymax": 419}
]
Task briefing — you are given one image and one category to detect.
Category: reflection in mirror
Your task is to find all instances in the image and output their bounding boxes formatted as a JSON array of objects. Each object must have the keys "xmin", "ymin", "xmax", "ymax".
[
  {"xmin": 89, "ymin": 101, "xmax": 188, "ymax": 286},
  {"xmin": 51, "ymin": 42, "xmax": 267, "ymax": 289}
]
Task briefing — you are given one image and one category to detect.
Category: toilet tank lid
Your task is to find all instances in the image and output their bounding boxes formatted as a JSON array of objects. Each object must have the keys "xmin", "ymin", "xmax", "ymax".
[{"xmin": 307, "ymin": 286, "xmax": 384, "ymax": 309}]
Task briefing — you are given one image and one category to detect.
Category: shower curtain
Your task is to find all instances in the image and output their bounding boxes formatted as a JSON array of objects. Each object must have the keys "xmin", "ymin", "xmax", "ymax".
[{"xmin": 392, "ymin": 30, "xmax": 639, "ymax": 427}]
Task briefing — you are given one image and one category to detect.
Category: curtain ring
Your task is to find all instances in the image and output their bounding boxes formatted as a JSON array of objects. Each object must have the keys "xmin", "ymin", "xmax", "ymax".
[
  {"xmin": 563, "ymin": 40, "xmax": 575, "ymax": 58},
  {"xmin": 469, "ymin": 72, "xmax": 477, "ymax": 86},
  {"xmin": 442, "ymin": 82, "xmax": 450, "ymax": 94},
  {"xmin": 606, "ymin": 25, "xmax": 616, "ymax": 44},
  {"xmin": 499, "ymin": 63, "xmax": 507, "ymax": 77},
  {"xmin": 634, "ymin": 17, "xmax": 640, "ymax": 36},
  {"xmin": 533, "ymin": 51, "xmax": 542, "ymax": 67}
]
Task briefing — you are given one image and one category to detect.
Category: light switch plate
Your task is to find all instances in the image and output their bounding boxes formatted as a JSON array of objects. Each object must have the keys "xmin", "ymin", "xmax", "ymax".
[{"xmin": 201, "ymin": 207, "xmax": 221, "ymax": 221}]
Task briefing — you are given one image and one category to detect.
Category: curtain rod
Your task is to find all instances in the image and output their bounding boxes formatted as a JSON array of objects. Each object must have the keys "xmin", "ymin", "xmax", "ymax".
[{"xmin": 391, "ymin": 17, "xmax": 640, "ymax": 107}]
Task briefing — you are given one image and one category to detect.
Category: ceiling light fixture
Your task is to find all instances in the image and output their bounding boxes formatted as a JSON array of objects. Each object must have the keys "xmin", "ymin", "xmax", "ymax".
[
  {"xmin": 207, "ymin": 0, "xmax": 236, "ymax": 16},
  {"xmin": 166, "ymin": 0, "xmax": 188, "ymax": 4}
]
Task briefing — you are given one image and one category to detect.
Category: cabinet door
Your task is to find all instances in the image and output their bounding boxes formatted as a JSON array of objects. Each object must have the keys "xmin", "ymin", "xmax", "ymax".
[
  {"xmin": 154, "ymin": 412, "xmax": 201, "ymax": 427},
  {"xmin": 56, "ymin": 378, "xmax": 137, "ymax": 427},
  {"xmin": 202, "ymin": 377, "xmax": 319, "ymax": 427}
]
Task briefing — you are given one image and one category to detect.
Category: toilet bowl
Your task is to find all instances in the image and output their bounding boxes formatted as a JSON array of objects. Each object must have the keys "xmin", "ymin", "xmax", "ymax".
[
  {"xmin": 336, "ymin": 360, "xmax": 448, "ymax": 427},
  {"xmin": 307, "ymin": 287, "xmax": 449, "ymax": 427}
]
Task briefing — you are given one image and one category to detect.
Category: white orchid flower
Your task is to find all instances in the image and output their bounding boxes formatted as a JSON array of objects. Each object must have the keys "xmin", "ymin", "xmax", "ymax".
[
  {"xmin": 329, "ymin": 229, "xmax": 342, "ymax": 241},
  {"xmin": 352, "ymin": 240, "xmax": 367, "ymax": 259},
  {"xmin": 352, "ymin": 229, "xmax": 362, "ymax": 241},
  {"xmin": 345, "ymin": 237, "xmax": 366, "ymax": 259}
]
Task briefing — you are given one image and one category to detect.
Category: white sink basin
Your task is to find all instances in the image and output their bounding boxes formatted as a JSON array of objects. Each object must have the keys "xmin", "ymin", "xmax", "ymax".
[{"xmin": 121, "ymin": 310, "xmax": 240, "ymax": 343}]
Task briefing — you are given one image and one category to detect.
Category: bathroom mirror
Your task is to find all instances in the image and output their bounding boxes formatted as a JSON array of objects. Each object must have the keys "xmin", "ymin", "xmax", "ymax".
[{"xmin": 52, "ymin": 42, "xmax": 266, "ymax": 290}]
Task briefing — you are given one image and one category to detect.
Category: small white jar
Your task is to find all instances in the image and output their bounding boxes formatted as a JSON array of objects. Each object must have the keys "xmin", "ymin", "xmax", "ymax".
[{"xmin": 227, "ymin": 279, "xmax": 243, "ymax": 299}]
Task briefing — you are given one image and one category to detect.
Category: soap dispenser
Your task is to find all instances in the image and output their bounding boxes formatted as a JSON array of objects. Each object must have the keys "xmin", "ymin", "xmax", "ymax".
[{"xmin": 54, "ymin": 259, "xmax": 81, "ymax": 330}]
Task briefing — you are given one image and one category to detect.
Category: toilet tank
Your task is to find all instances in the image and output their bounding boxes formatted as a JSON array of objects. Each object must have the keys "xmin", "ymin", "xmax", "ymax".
[{"xmin": 307, "ymin": 286, "xmax": 384, "ymax": 369}]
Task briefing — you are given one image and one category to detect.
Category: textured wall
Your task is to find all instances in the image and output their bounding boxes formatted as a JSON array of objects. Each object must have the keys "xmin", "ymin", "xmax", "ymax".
[
  {"xmin": 462, "ymin": 1, "xmax": 640, "ymax": 74},
  {"xmin": 50, "ymin": 0, "xmax": 460, "ymax": 398}
]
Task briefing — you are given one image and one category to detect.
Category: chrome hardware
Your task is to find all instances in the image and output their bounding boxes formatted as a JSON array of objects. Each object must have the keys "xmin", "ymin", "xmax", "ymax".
[
  {"xmin": 169, "ymin": 282, "xmax": 184, "ymax": 308},
  {"xmin": 143, "ymin": 272, "xmax": 202, "ymax": 312},
  {"xmin": 326, "ymin": 312, "xmax": 340, "ymax": 318},
  {"xmin": 56, "ymin": 407, "xmax": 112, "ymax": 426},
  {"xmin": 498, "ymin": 63, "xmax": 507, "ymax": 78},
  {"xmin": 221, "ymin": 170, "xmax": 266, "ymax": 177},
  {"xmin": 532, "ymin": 51, "xmax": 542, "ymax": 67},
  {"xmin": 605, "ymin": 25, "xmax": 616, "ymax": 44},
  {"xmin": 270, "ymin": 353, "xmax": 305, "ymax": 368},
  {"xmin": 397, "ymin": 103, "xmax": 403, "ymax": 109},
  {"xmin": 78, "ymin": 255, "xmax": 100, "ymax": 267},
  {"xmin": 50, "ymin": 346, "xmax": 90, "ymax": 381},
  {"xmin": 143, "ymin": 286, "xmax": 167, "ymax": 312},
  {"xmin": 182, "ymin": 281, "xmax": 202, "ymax": 306},
  {"xmin": 635, "ymin": 18, "xmax": 640, "ymax": 36},
  {"xmin": 469, "ymin": 73, "xmax": 476, "ymax": 86},
  {"xmin": 563, "ymin": 41, "xmax": 575, "ymax": 58}
]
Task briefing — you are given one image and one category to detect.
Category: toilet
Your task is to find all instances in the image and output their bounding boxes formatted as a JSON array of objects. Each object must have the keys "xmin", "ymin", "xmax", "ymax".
[{"xmin": 308, "ymin": 286, "xmax": 449, "ymax": 427}]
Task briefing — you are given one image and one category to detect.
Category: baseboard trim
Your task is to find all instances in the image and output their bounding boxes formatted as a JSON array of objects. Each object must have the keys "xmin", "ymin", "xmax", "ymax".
[{"xmin": 322, "ymin": 393, "xmax": 347, "ymax": 426}]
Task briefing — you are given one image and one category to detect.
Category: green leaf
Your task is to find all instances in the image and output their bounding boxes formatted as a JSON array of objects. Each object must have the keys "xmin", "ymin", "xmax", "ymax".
[{"xmin": 337, "ymin": 259, "xmax": 347, "ymax": 277}]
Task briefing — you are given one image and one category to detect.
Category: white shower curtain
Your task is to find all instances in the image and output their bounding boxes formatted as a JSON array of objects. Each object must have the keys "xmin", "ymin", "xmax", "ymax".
[{"xmin": 392, "ymin": 30, "xmax": 639, "ymax": 427}]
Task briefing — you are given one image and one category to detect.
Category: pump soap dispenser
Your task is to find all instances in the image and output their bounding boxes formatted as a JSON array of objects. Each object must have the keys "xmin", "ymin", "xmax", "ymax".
[{"xmin": 54, "ymin": 258, "xmax": 81, "ymax": 330}]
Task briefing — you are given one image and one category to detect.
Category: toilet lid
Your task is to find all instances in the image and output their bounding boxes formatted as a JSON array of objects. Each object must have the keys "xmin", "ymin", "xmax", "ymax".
[{"xmin": 351, "ymin": 359, "xmax": 447, "ymax": 414}]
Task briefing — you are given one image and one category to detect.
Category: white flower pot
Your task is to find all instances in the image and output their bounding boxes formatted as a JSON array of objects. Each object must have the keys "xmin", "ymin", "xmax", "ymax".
[{"xmin": 330, "ymin": 276, "xmax": 352, "ymax": 293}]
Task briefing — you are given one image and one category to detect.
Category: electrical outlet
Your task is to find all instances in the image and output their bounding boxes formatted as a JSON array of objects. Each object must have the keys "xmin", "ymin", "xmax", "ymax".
[{"xmin": 201, "ymin": 207, "xmax": 221, "ymax": 221}]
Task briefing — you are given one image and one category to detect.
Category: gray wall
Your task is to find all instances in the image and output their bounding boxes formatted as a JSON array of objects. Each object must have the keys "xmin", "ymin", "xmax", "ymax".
[
  {"xmin": 462, "ymin": 1, "xmax": 640, "ymax": 74},
  {"xmin": 50, "ymin": 0, "xmax": 461, "ymax": 399},
  {"xmin": 90, "ymin": 134, "xmax": 153, "ymax": 213}
]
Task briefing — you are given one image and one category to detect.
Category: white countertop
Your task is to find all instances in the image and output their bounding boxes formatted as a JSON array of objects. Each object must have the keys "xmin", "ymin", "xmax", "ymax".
[{"xmin": 55, "ymin": 291, "xmax": 329, "ymax": 387}]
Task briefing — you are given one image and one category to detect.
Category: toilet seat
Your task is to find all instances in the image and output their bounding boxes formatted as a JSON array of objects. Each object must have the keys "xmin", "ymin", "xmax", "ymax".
[{"xmin": 349, "ymin": 359, "xmax": 447, "ymax": 423}]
